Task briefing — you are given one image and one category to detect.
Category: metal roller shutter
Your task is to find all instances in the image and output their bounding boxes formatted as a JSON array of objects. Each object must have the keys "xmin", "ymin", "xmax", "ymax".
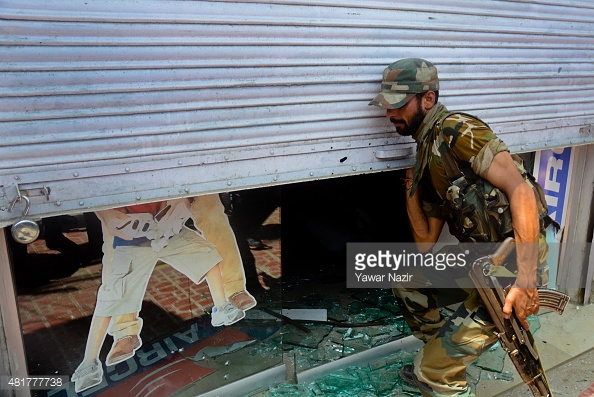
[{"xmin": 1, "ymin": 0, "xmax": 593, "ymax": 226}]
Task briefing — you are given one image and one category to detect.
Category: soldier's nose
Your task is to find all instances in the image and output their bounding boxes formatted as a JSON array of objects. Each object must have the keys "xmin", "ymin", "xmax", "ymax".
[{"xmin": 386, "ymin": 109, "xmax": 400, "ymax": 118}]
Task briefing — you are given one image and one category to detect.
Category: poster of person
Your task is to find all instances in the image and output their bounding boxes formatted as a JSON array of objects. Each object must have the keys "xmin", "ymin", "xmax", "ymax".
[{"xmin": 12, "ymin": 191, "xmax": 282, "ymax": 396}]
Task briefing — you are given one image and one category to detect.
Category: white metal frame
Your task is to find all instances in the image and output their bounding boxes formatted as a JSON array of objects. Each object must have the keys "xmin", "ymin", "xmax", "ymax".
[
  {"xmin": 0, "ymin": 229, "xmax": 30, "ymax": 397},
  {"xmin": 557, "ymin": 144, "xmax": 594, "ymax": 302}
]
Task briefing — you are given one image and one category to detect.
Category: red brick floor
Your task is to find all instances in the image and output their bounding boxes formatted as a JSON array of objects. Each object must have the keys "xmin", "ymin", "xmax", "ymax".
[{"xmin": 18, "ymin": 208, "xmax": 281, "ymax": 335}]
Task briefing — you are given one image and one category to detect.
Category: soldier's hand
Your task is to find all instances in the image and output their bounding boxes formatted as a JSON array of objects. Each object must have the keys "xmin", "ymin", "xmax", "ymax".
[{"xmin": 502, "ymin": 286, "xmax": 539, "ymax": 329}]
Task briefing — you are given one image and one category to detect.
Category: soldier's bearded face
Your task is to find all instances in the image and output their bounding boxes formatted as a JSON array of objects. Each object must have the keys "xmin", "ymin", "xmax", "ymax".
[{"xmin": 386, "ymin": 96, "xmax": 426, "ymax": 137}]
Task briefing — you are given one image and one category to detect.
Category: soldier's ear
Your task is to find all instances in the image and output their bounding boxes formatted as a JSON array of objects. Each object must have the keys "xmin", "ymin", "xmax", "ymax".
[{"xmin": 422, "ymin": 91, "xmax": 436, "ymax": 110}]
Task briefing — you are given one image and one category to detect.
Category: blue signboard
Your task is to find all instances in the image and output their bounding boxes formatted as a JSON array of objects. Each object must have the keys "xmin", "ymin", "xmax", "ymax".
[
  {"xmin": 535, "ymin": 147, "xmax": 574, "ymax": 229},
  {"xmin": 534, "ymin": 147, "xmax": 574, "ymax": 289}
]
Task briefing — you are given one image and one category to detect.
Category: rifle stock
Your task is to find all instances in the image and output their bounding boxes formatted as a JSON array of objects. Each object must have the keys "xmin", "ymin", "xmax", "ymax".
[{"xmin": 469, "ymin": 237, "xmax": 569, "ymax": 397}]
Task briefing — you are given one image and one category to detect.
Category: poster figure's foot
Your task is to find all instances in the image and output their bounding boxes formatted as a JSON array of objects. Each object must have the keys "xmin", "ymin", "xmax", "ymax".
[
  {"xmin": 72, "ymin": 359, "xmax": 103, "ymax": 393},
  {"xmin": 211, "ymin": 302, "xmax": 245, "ymax": 327},
  {"xmin": 229, "ymin": 290, "xmax": 257, "ymax": 311},
  {"xmin": 106, "ymin": 335, "xmax": 143, "ymax": 366}
]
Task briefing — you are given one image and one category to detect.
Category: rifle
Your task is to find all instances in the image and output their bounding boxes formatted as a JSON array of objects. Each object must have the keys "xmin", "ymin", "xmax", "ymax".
[{"xmin": 468, "ymin": 237, "xmax": 569, "ymax": 397}]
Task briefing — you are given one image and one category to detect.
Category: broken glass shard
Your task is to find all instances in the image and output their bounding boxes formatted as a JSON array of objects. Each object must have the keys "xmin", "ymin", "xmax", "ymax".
[
  {"xmin": 475, "ymin": 343, "xmax": 507, "ymax": 373},
  {"xmin": 265, "ymin": 383, "xmax": 314, "ymax": 397},
  {"xmin": 493, "ymin": 370, "xmax": 514, "ymax": 382}
]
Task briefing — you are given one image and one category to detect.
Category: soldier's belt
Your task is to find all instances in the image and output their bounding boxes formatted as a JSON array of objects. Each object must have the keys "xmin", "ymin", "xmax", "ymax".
[{"xmin": 469, "ymin": 237, "xmax": 569, "ymax": 397}]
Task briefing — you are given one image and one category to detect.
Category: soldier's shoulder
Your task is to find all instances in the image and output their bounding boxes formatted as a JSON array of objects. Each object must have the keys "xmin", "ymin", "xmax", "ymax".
[{"xmin": 441, "ymin": 113, "xmax": 487, "ymax": 130}]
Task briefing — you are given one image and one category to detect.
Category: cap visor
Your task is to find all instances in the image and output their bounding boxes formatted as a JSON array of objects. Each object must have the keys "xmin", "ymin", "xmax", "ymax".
[{"xmin": 368, "ymin": 92, "xmax": 416, "ymax": 109}]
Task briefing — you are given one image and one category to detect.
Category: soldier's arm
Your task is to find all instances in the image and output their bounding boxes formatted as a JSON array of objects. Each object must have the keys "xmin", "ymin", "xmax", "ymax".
[
  {"xmin": 405, "ymin": 168, "xmax": 446, "ymax": 253},
  {"xmin": 485, "ymin": 151, "xmax": 540, "ymax": 329}
]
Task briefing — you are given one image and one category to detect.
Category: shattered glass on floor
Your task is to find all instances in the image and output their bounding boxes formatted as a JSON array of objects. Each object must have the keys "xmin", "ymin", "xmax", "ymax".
[
  {"xmin": 275, "ymin": 289, "xmax": 410, "ymax": 371},
  {"xmin": 251, "ymin": 286, "xmax": 546, "ymax": 396},
  {"xmin": 265, "ymin": 349, "xmax": 417, "ymax": 397},
  {"xmin": 242, "ymin": 288, "xmax": 417, "ymax": 396}
]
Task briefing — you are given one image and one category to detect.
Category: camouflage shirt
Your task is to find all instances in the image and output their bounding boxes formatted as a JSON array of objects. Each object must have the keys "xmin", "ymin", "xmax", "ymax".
[{"xmin": 418, "ymin": 113, "xmax": 509, "ymax": 219}]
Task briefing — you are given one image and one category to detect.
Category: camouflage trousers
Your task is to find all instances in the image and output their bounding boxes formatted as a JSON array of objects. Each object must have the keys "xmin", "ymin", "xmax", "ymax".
[{"xmin": 393, "ymin": 286, "xmax": 498, "ymax": 397}]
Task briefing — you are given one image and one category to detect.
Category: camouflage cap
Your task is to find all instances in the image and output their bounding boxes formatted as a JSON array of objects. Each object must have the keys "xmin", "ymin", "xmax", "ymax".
[{"xmin": 369, "ymin": 58, "xmax": 439, "ymax": 109}]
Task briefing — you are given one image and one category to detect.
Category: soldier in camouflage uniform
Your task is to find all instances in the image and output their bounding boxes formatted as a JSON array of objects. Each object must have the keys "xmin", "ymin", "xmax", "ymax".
[{"xmin": 369, "ymin": 58, "xmax": 546, "ymax": 396}]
